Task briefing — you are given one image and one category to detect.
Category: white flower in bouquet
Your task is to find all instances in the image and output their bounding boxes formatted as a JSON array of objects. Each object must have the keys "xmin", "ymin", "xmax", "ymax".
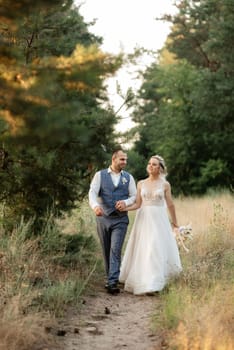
[{"xmin": 174, "ymin": 223, "xmax": 193, "ymax": 252}]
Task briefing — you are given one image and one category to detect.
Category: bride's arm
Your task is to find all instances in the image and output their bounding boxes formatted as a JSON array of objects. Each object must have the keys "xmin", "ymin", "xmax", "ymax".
[
  {"xmin": 164, "ymin": 181, "xmax": 179, "ymax": 228},
  {"xmin": 120, "ymin": 180, "xmax": 142, "ymax": 211}
]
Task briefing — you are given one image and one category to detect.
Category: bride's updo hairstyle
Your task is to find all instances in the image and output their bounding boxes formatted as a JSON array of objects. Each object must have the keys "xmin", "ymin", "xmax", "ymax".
[{"xmin": 151, "ymin": 155, "xmax": 168, "ymax": 177}]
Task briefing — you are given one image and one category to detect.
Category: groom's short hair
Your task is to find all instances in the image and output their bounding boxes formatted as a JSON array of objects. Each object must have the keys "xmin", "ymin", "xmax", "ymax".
[{"xmin": 112, "ymin": 147, "xmax": 125, "ymax": 157}]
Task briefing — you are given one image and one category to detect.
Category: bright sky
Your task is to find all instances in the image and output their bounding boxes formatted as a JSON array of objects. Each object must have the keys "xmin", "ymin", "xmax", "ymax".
[{"xmin": 77, "ymin": 0, "xmax": 177, "ymax": 131}]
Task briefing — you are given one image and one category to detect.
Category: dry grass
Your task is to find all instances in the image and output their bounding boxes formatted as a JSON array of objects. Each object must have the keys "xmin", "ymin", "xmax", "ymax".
[
  {"xmin": 1, "ymin": 192, "xmax": 233, "ymax": 350},
  {"xmin": 173, "ymin": 285, "xmax": 234, "ymax": 350},
  {"xmin": 175, "ymin": 191, "xmax": 234, "ymax": 234},
  {"xmin": 0, "ymin": 315, "xmax": 55, "ymax": 350},
  {"xmin": 0, "ymin": 224, "xmax": 56, "ymax": 350},
  {"xmin": 57, "ymin": 197, "xmax": 97, "ymax": 236},
  {"xmin": 153, "ymin": 191, "xmax": 234, "ymax": 350},
  {"xmin": 0, "ymin": 204, "xmax": 98, "ymax": 350}
]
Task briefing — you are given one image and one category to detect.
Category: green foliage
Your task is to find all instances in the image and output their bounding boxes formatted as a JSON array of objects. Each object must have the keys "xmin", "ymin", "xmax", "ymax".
[
  {"xmin": 23, "ymin": 4, "xmax": 102, "ymax": 62},
  {"xmin": 41, "ymin": 230, "xmax": 97, "ymax": 269},
  {"xmin": 0, "ymin": 0, "xmax": 122, "ymax": 230},
  {"xmin": 192, "ymin": 159, "xmax": 230, "ymax": 192},
  {"xmin": 164, "ymin": 0, "xmax": 234, "ymax": 72},
  {"xmin": 0, "ymin": 201, "xmax": 100, "ymax": 318},
  {"xmin": 0, "ymin": 217, "xmax": 40, "ymax": 297},
  {"xmin": 33, "ymin": 278, "xmax": 86, "ymax": 316},
  {"xmin": 165, "ymin": 0, "xmax": 211, "ymax": 68},
  {"xmin": 129, "ymin": 0, "xmax": 234, "ymax": 194},
  {"xmin": 125, "ymin": 149, "xmax": 148, "ymax": 181},
  {"xmin": 154, "ymin": 286, "xmax": 187, "ymax": 329},
  {"xmin": 38, "ymin": 213, "xmax": 98, "ymax": 271}
]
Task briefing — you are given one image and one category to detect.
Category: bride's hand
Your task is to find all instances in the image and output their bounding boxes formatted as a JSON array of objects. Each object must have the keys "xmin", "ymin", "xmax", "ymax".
[{"xmin": 115, "ymin": 200, "xmax": 126, "ymax": 211}]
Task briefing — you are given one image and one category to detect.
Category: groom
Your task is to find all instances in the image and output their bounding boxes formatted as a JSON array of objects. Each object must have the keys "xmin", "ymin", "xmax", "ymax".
[{"xmin": 88, "ymin": 148, "xmax": 136, "ymax": 294}]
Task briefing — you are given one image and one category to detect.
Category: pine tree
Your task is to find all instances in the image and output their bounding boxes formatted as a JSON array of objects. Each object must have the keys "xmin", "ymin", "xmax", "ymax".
[
  {"xmin": 0, "ymin": 0, "xmax": 122, "ymax": 231},
  {"xmin": 128, "ymin": 0, "xmax": 234, "ymax": 194}
]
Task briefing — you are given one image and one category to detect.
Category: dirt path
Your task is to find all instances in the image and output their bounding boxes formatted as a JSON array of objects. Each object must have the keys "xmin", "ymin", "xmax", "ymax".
[{"xmin": 58, "ymin": 286, "xmax": 164, "ymax": 350}]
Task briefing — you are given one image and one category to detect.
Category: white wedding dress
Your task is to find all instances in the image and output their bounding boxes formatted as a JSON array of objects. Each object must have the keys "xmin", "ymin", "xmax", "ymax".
[{"xmin": 119, "ymin": 178, "xmax": 182, "ymax": 295}]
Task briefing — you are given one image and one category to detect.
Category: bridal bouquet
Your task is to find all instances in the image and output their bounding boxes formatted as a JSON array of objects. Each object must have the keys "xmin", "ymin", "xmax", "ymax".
[{"xmin": 174, "ymin": 224, "xmax": 193, "ymax": 252}]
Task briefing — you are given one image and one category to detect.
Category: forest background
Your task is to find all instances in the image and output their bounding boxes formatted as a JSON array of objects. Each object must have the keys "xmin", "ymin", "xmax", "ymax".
[
  {"xmin": 0, "ymin": 0, "xmax": 233, "ymax": 349},
  {"xmin": 0, "ymin": 0, "xmax": 233, "ymax": 228}
]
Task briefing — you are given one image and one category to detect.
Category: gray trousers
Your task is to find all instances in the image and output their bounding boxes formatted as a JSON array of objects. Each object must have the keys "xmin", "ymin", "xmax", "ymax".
[{"xmin": 96, "ymin": 214, "xmax": 129, "ymax": 285}]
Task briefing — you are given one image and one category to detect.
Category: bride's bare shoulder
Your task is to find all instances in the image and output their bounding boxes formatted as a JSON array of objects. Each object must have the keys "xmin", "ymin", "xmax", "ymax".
[
  {"xmin": 137, "ymin": 179, "xmax": 145, "ymax": 187},
  {"xmin": 164, "ymin": 180, "xmax": 171, "ymax": 190}
]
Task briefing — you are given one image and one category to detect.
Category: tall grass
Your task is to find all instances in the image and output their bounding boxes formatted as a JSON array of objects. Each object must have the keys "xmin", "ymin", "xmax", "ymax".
[
  {"xmin": 1, "ymin": 193, "xmax": 233, "ymax": 350},
  {"xmin": 152, "ymin": 191, "xmax": 234, "ymax": 350},
  {"xmin": 0, "ymin": 200, "xmax": 99, "ymax": 350}
]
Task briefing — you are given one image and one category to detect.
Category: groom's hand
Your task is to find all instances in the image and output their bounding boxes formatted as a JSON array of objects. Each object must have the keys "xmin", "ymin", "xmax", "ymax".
[
  {"xmin": 94, "ymin": 206, "xmax": 104, "ymax": 216},
  {"xmin": 115, "ymin": 200, "xmax": 126, "ymax": 211}
]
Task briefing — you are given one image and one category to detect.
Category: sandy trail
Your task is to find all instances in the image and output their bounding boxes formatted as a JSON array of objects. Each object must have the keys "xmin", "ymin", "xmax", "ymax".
[{"xmin": 58, "ymin": 286, "xmax": 164, "ymax": 350}]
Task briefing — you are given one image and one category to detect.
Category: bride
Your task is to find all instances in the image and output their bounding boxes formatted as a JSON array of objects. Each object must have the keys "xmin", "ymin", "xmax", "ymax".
[{"xmin": 118, "ymin": 155, "xmax": 182, "ymax": 295}]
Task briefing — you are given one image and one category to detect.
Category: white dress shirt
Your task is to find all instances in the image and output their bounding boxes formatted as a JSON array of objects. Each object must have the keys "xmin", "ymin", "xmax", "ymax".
[{"xmin": 89, "ymin": 167, "xmax": 137, "ymax": 210}]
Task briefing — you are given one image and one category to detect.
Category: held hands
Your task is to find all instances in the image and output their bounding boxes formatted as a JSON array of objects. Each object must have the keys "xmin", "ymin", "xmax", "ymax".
[
  {"xmin": 115, "ymin": 200, "xmax": 126, "ymax": 211},
  {"xmin": 94, "ymin": 201, "xmax": 126, "ymax": 215}
]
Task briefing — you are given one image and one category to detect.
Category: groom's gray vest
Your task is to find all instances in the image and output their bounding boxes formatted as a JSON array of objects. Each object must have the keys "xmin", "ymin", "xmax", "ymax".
[{"xmin": 99, "ymin": 169, "xmax": 130, "ymax": 217}]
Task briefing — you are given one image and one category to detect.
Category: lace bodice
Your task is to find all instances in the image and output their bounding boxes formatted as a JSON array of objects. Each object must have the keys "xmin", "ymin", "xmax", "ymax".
[{"xmin": 141, "ymin": 179, "xmax": 165, "ymax": 207}]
